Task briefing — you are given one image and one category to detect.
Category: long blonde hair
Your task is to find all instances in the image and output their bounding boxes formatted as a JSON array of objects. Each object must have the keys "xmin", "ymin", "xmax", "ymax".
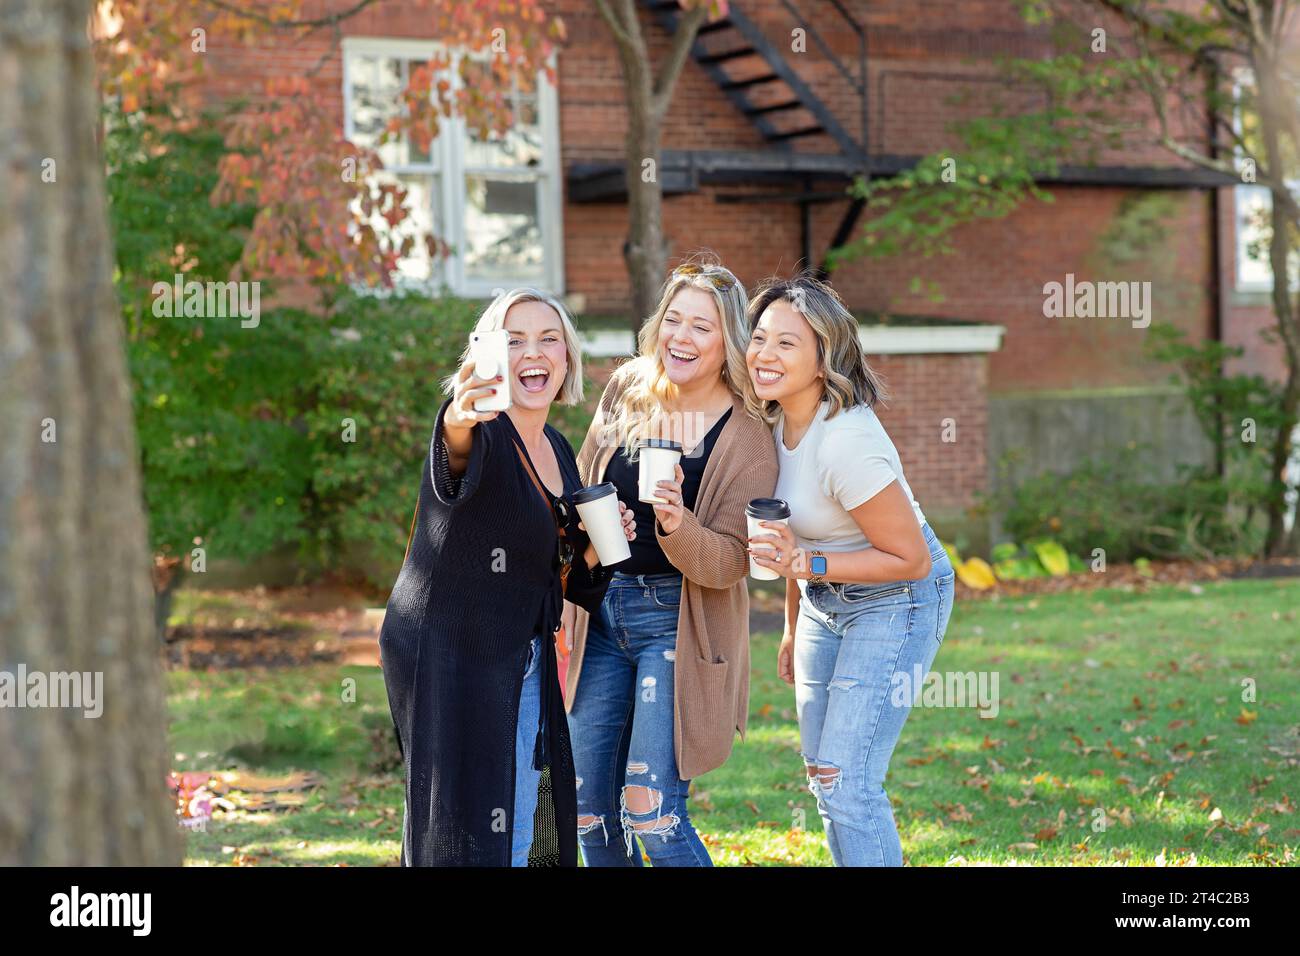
[
  {"xmin": 747, "ymin": 272, "xmax": 888, "ymax": 424},
  {"xmin": 601, "ymin": 255, "xmax": 762, "ymax": 459}
]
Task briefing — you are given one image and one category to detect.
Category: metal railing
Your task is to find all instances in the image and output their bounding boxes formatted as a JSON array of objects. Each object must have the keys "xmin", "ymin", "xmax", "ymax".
[{"xmin": 777, "ymin": 0, "xmax": 868, "ymax": 157}]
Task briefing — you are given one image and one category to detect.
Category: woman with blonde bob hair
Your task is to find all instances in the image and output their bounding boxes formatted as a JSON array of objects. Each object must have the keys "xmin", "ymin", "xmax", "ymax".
[
  {"xmin": 380, "ymin": 288, "xmax": 634, "ymax": 867},
  {"xmin": 563, "ymin": 256, "xmax": 778, "ymax": 866},
  {"xmin": 744, "ymin": 273, "xmax": 955, "ymax": 867}
]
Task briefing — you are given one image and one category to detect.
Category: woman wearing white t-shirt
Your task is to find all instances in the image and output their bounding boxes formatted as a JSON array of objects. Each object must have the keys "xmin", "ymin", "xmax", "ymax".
[{"xmin": 743, "ymin": 273, "xmax": 955, "ymax": 867}]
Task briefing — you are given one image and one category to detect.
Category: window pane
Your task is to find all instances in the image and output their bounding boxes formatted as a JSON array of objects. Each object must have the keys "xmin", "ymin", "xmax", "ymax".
[
  {"xmin": 465, "ymin": 96, "xmax": 542, "ymax": 169},
  {"xmin": 392, "ymin": 173, "xmax": 438, "ymax": 284},
  {"xmin": 349, "ymin": 55, "xmax": 401, "ymax": 157},
  {"xmin": 403, "ymin": 59, "xmax": 434, "ymax": 166},
  {"xmin": 351, "ymin": 172, "xmax": 439, "ymax": 286},
  {"xmin": 347, "ymin": 53, "xmax": 434, "ymax": 168},
  {"xmin": 1237, "ymin": 184, "xmax": 1273, "ymax": 289},
  {"xmin": 348, "ymin": 54, "xmax": 379, "ymax": 145},
  {"xmin": 463, "ymin": 174, "xmax": 544, "ymax": 283}
]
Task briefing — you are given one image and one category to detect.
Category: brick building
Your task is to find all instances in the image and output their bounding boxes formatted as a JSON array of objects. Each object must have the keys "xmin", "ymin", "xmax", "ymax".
[{"xmin": 205, "ymin": 1, "xmax": 1287, "ymax": 549}]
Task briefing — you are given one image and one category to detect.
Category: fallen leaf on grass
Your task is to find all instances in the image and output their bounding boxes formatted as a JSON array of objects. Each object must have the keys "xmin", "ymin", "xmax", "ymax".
[{"xmin": 209, "ymin": 770, "xmax": 323, "ymax": 793}]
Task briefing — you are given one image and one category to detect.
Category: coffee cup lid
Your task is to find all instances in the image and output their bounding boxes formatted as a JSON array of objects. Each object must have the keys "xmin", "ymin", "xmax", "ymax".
[
  {"xmin": 636, "ymin": 438, "xmax": 683, "ymax": 452},
  {"xmin": 746, "ymin": 497, "xmax": 791, "ymax": 520},
  {"xmin": 572, "ymin": 482, "xmax": 618, "ymax": 506}
]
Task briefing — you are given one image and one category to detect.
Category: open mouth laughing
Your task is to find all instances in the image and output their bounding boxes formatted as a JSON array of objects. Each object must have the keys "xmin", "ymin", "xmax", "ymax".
[
  {"xmin": 667, "ymin": 347, "xmax": 698, "ymax": 368},
  {"xmin": 518, "ymin": 365, "xmax": 551, "ymax": 393}
]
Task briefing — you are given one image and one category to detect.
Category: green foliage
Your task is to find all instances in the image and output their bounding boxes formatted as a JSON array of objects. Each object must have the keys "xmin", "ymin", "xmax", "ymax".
[
  {"xmin": 990, "ymin": 446, "xmax": 1264, "ymax": 563},
  {"xmin": 1145, "ymin": 323, "xmax": 1286, "ymax": 522},
  {"xmin": 107, "ymin": 110, "xmax": 558, "ymax": 585},
  {"xmin": 827, "ymin": 107, "xmax": 1080, "ymax": 271},
  {"xmin": 1093, "ymin": 192, "xmax": 1182, "ymax": 266},
  {"xmin": 1144, "ymin": 327, "xmax": 1284, "ymax": 561},
  {"xmin": 987, "ymin": 317, "xmax": 1281, "ymax": 561},
  {"xmin": 955, "ymin": 538, "xmax": 1073, "ymax": 581},
  {"xmin": 297, "ymin": 291, "xmax": 481, "ymax": 581},
  {"xmin": 108, "ymin": 108, "xmax": 313, "ymax": 564}
]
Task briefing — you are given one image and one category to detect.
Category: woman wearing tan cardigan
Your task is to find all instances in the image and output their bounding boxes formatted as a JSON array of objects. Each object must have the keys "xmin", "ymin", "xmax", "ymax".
[{"xmin": 563, "ymin": 259, "xmax": 778, "ymax": 865}]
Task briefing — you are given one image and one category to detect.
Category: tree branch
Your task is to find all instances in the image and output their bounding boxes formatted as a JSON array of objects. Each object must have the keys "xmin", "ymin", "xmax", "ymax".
[
  {"xmin": 593, "ymin": 0, "xmax": 637, "ymax": 52},
  {"xmin": 651, "ymin": 2, "xmax": 709, "ymax": 118},
  {"xmin": 199, "ymin": 0, "xmax": 381, "ymax": 30}
]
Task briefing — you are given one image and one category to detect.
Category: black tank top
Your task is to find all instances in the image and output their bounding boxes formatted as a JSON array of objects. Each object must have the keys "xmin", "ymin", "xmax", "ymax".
[{"xmin": 604, "ymin": 407, "xmax": 732, "ymax": 575}]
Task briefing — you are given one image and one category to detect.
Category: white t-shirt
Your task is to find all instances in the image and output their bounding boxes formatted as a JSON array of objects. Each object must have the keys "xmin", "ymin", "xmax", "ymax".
[{"xmin": 773, "ymin": 401, "xmax": 926, "ymax": 553}]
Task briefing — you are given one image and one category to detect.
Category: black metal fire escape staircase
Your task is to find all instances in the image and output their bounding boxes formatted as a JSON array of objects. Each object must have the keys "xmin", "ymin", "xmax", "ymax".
[
  {"xmin": 567, "ymin": 0, "xmax": 872, "ymax": 273},
  {"xmin": 564, "ymin": 1, "xmax": 1239, "ymax": 272}
]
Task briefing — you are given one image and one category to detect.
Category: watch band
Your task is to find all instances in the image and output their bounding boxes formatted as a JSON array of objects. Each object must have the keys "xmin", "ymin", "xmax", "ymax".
[{"xmin": 808, "ymin": 549, "xmax": 827, "ymax": 585}]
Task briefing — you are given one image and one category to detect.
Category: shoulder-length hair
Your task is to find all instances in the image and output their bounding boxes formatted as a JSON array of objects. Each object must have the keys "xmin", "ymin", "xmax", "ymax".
[
  {"xmin": 603, "ymin": 253, "xmax": 764, "ymax": 459},
  {"xmin": 746, "ymin": 272, "xmax": 887, "ymax": 423},
  {"xmin": 441, "ymin": 287, "xmax": 584, "ymax": 405}
]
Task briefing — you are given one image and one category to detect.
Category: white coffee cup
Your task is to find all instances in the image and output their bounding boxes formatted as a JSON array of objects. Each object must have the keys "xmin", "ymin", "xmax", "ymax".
[
  {"xmin": 637, "ymin": 439, "xmax": 683, "ymax": 504},
  {"xmin": 746, "ymin": 497, "xmax": 792, "ymax": 581},
  {"xmin": 572, "ymin": 482, "xmax": 631, "ymax": 567}
]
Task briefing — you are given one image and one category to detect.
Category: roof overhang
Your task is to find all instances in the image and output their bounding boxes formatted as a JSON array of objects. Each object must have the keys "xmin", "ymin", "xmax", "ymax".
[{"xmin": 568, "ymin": 150, "xmax": 1238, "ymax": 202}]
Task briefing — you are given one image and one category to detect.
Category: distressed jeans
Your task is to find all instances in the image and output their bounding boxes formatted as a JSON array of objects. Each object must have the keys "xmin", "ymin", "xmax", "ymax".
[
  {"xmin": 511, "ymin": 635, "xmax": 544, "ymax": 867},
  {"xmin": 566, "ymin": 572, "xmax": 713, "ymax": 867},
  {"xmin": 794, "ymin": 523, "xmax": 955, "ymax": 866}
]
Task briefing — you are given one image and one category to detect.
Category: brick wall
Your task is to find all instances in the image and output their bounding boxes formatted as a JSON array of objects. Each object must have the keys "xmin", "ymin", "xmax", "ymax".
[
  {"xmin": 552, "ymin": 0, "xmax": 1221, "ymax": 394},
  {"xmin": 196, "ymin": 0, "xmax": 1269, "ymax": 542},
  {"xmin": 201, "ymin": 1, "xmax": 1237, "ymax": 393},
  {"xmin": 1217, "ymin": 186, "xmax": 1288, "ymax": 384},
  {"xmin": 871, "ymin": 353, "xmax": 989, "ymax": 524}
]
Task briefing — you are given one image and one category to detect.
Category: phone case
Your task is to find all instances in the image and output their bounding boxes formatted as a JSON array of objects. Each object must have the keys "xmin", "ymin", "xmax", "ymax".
[{"xmin": 470, "ymin": 330, "xmax": 511, "ymax": 412}]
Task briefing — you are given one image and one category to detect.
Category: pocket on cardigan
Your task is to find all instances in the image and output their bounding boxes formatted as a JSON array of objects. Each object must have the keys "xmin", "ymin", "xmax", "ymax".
[{"xmin": 692, "ymin": 654, "xmax": 734, "ymax": 767}]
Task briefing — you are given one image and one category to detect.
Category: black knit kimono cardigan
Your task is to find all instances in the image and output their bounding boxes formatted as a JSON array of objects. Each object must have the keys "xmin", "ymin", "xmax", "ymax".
[{"xmin": 379, "ymin": 400, "xmax": 612, "ymax": 866}]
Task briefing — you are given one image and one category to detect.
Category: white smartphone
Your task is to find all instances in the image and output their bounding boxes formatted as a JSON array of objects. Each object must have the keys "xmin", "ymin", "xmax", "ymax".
[{"xmin": 469, "ymin": 329, "xmax": 511, "ymax": 413}]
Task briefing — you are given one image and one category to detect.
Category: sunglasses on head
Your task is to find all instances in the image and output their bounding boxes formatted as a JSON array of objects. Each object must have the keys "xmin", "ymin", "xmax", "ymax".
[{"xmin": 673, "ymin": 262, "xmax": 736, "ymax": 291}]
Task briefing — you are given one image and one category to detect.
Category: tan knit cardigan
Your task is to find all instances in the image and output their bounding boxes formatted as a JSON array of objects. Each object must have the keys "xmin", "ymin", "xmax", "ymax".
[{"xmin": 562, "ymin": 367, "xmax": 779, "ymax": 780}]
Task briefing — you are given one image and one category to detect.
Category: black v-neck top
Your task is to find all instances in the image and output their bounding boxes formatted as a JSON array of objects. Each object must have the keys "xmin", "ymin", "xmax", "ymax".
[
  {"xmin": 378, "ymin": 402, "xmax": 613, "ymax": 867},
  {"xmin": 604, "ymin": 407, "xmax": 733, "ymax": 575}
]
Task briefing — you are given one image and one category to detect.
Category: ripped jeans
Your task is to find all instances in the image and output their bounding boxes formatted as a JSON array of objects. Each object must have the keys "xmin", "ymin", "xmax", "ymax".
[
  {"xmin": 566, "ymin": 572, "xmax": 713, "ymax": 867},
  {"xmin": 794, "ymin": 523, "xmax": 955, "ymax": 866}
]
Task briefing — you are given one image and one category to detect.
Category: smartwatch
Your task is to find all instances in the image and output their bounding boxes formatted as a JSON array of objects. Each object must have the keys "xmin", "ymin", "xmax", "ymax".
[{"xmin": 808, "ymin": 550, "xmax": 827, "ymax": 585}]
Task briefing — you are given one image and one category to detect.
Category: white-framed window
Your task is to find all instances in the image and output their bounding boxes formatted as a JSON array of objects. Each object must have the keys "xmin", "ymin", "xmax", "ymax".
[
  {"xmin": 1230, "ymin": 68, "xmax": 1297, "ymax": 293},
  {"xmin": 342, "ymin": 37, "xmax": 565, "ymax": 297}
]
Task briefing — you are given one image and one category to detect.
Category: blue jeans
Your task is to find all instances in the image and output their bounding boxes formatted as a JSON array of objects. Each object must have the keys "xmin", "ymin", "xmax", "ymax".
[
  {"xmin": 511, "ymin": 635, "xmax": 544, "ymax": 867},
  {"xmin": 794, "ymin": 523, "xmax": 955, "ymax": 866},
  {"xmin": 566, "ymin": 572, "xmax": 713, "ymax": 867}
]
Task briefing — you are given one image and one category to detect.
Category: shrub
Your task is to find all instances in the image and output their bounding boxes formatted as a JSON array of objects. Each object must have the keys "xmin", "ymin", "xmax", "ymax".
[
  {"xmin": 992, "ymin": 447, "xmax": 1264, "ymax": 563},
  {"xmin": 109, "ymin": 111, "xmax": 601, "ymax": 597}
]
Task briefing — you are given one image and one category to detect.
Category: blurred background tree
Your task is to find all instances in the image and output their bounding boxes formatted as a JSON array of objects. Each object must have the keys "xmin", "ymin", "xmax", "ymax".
[{"xmin": 831, "ymin": 0, "xmax": 1299, "ymax": 557}]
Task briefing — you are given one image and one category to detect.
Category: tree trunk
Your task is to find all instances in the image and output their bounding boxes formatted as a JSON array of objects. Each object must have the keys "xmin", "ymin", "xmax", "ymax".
[
  {"xmin": 154, "ymin": 562, "xmax": 185, "ymax": 645},
  {"xmin": 593, "ymin": 0, "xmax": 705, "ymax": 335},
  {"xmin": 1264, "ymin": 364, "xmax": 1299, "ymax": 556},
  {"xmin": 625, "ymin": 119, "xmax": 667, "ymax": 334},
  {"xmin": 0, "ymin": 0, "xmax": 181, "ymax": 864},
  {"xmin": 1256, "ymin": 52, "xmax": 1300, "ymax": 558}
]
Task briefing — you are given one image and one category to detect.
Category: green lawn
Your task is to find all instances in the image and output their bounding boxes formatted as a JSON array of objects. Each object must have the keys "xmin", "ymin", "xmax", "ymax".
[{"xmin": 171, "ymin": 576, "xmax": 1300, "ymax": 866}]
